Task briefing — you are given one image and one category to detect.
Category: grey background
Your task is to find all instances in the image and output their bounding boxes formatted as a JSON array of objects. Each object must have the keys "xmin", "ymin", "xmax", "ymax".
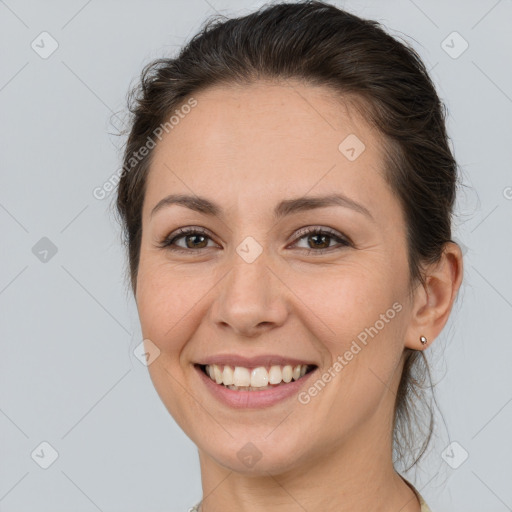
[{"xmin": 1, "ymin": 0, "xmax": 511, "ymax": 511}]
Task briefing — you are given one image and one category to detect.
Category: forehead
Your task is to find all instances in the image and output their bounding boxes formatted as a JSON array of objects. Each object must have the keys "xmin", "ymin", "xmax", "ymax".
[{"xmin": 144, "ymin": 80, "xmax": 400, "ymax": 226}]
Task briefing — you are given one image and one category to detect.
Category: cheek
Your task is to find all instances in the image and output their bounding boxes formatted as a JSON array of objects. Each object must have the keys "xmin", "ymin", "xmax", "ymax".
[
  {"xmin": 291, "ymin": 258, "xmax": 403, "ymax": 341},
  {"xmin": 289, "ymin": 261, "xmax": 407, "ymax": 405},
  {"xmin": 291, "ymin": 273, "xmax": 407, "ymax": 443},
  {"xmin": 134, "ymin": 261, "xmax": 213, "ymax": 428},
  {"xmin": 135, "ymin": 259, "xmax": 213, "ymax": 351}
]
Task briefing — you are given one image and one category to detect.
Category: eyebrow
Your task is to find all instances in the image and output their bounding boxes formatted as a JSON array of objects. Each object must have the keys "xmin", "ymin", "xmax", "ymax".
[{"xmin": 150, "ymin": 193, "xmax": 374, "ymax": 222}]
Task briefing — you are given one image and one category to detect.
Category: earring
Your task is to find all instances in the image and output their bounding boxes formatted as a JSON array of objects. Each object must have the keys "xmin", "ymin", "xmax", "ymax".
[{"xmin": 419, "ymin": 335, "xmax": 428, "ymax": 346}]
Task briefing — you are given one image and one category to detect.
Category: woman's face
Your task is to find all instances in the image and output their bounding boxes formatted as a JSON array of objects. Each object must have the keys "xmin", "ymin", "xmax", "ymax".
[{"xmin": 136, "ymin": 80, "xmax": 417, "ymax": 474}]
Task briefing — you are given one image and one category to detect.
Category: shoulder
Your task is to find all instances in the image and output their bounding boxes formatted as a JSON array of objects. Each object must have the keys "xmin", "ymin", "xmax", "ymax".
[
  {"xmin": 401, "ymin": 477, "xmax": 433, "ymax": 512},
  {"xmin": 418, "ymin": 492, "xmax": 433, "ymax": 512}
]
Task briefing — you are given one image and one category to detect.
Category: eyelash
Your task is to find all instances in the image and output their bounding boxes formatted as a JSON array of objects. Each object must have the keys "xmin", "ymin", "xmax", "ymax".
[{"xmin": 158, "ymin": 226, "xmax": 352, "ymax": 255}]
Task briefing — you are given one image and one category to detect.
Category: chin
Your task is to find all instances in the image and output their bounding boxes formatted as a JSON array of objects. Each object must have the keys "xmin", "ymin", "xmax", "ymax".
[{"xmin": 198, "ymin": 429, "xmax": 310, "ymax": 476}]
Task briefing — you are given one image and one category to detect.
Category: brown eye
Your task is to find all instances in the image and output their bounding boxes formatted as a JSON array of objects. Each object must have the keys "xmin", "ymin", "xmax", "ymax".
[
  {"xmin": 158, "ymin": 226, "xmax": 351, "ymax": 255},
  {"xmin": 182, "ymin": 233, "xmax": 209, "ymax": 249},
  {"xmin": 292, "ymin": 227, "xmax": 351, "ymax": 254},
  {"xmin": 307, "ymin": 233, "xmax": 331, "ymax": 249},
  {"xmin": 159, "ymin": 227, "xmax": 217, "ymax": 253}
]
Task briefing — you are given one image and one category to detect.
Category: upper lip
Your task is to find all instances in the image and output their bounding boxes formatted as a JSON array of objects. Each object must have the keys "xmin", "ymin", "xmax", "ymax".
[{"xmin": 196, "ymin": 354, "xmax": 317, "ymax": 368}]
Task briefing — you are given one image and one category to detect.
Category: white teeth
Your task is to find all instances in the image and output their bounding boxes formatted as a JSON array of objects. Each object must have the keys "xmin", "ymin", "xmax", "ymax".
[
  {"xmin": 268, "ymin": 365, "xmax": 282, "ymax": 384},
  {"xmin": 233, "ymin": 367, "xmax": 251, "ymax": 387},
  {"xmin": 222, "ymin": 365, "xmax": 234, "ymax": 386},
  {"xmin": 203, "ymin": 363, "xmax": 312, "ymax": 389},
  {"xmin": 251, "ymin": 367, "xmax": 268, "ymax": 387},
  {"xmin": 213, "ymin": 365, "xmax": 223, "ymax": 385}
]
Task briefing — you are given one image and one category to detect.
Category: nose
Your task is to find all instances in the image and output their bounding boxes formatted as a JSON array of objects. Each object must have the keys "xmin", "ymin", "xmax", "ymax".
[{"xmin": 209, "ymin": 251, "xmax": 289, "ymax": 338}]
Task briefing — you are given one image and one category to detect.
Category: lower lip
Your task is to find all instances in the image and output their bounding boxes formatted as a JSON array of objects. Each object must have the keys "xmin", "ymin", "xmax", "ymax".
[{"xmin": 195, "ymin": 365, "xmax": 317, "ymax": 409}]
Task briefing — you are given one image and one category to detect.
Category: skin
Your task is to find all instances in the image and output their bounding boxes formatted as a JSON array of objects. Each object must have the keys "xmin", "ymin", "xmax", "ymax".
[{"xmin": 135, "ymin": 80, "xmax": 463, "ymax": 512}]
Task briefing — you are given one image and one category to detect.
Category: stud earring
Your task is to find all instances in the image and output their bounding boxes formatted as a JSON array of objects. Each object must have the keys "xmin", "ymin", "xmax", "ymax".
[{"xmin": 419, "ymin": 335, "xmax": 428, "ymax": 346}]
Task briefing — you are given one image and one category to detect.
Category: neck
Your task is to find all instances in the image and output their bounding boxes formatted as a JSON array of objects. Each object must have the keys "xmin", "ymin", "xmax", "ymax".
[{"xmin": 196, "ymin": 409, "xmax": 420, "ymax": 512}]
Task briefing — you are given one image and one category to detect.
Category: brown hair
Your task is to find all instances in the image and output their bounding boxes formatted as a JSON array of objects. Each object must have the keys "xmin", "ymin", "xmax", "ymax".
[{"xmin": 116, "ymin": 0, "xmax": 461, "ymax": 470}]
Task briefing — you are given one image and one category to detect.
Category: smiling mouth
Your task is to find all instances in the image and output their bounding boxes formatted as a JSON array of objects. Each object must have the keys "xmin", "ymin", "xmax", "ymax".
[{"xmin": 197, "ymin": 363, "xmax": 317, "ymax": 391}]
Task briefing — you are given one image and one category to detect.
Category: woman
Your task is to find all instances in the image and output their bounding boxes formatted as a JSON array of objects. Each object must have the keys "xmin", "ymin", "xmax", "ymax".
[{"xmin": 116, "ymin": 1, "xmax": 463, "ymax": 510}]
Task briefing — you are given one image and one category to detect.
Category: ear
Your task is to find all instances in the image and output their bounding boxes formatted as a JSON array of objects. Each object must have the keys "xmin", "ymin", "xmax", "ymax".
[{"xmin": 404, "ymin": 242, "xmax": 464, "ymax": 350}]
